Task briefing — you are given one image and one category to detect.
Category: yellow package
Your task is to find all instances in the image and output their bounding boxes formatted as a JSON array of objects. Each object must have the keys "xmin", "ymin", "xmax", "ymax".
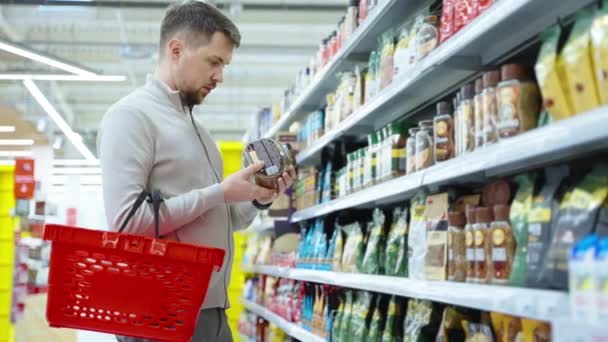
[
  {"xmin": 521, "ymin": 319, "xmax": 551, "ymax": 342},
  {"xmin": 490, "ymin": 312, "xmax": 505, "ymax": 342},
  {"xmin": 561, "ymin": 8, "xmax": 601, "ymax": 114},
  {"xmin": 503, "ymin": 315, "xmax": 523, "ymax": 342},
  {"xmin": 591, "ymin": 3, "xmax": 608, "ymax": 105},
  {"xmin": 535, "ymin": 25, "xmax": 574, "ymax": 121}
]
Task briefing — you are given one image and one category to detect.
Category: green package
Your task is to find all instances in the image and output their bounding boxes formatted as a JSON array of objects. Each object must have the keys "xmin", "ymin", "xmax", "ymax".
[
  {"xmin": 404, "ymin": 299, "xmax": 440, "ymax": 342},
  {"xmin": 367, "ymin": 295, "xmax": 388, "ymax": 342},
  {"xmin": 332, "ymin": 224, "xmax": 344, "ymax": 272},
  {"xmin": 332, "ymin": 300, "xmax": 344, "ymax": 342},
  {"xmin": 362, "ymin": 209, "xmax": 387, "ymax": 274},
  {"xmin": 385, "ymin": 207, "xmax": 409, "ymax": 276},
  {"xmin": 339, "ymin": 291, "xmax": 354, "ymax": 342},
  {"xmin": 351, "ymin": 291, "xmax": 373, "ymax": 342},
  {"xmin": 342, "ymin": 223, "xmax": 364, "ymax": 273},
  {"xmin": 382, "ymin": 296, "xmax": 405, "ymax": 342},
  {"xmin": 510, "ymin": 173, "xmax": 538, "ymax": 287}
]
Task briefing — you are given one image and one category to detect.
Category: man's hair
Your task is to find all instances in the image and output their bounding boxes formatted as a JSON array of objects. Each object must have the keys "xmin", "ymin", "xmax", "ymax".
[{"xmin": 160, "ymin": 0, "xmax": 241, "ymax": 52}]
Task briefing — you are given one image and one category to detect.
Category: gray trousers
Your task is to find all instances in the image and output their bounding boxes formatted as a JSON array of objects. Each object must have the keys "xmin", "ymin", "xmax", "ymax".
[{"xmin": 116, "ymin": 308, "xmax": 233, "ymax": 342}]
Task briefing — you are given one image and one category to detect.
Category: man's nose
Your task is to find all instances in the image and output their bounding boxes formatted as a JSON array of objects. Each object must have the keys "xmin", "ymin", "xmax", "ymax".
[{"xmin": 212, "ymin": 67, "xmax": 224, "ymax": 83}]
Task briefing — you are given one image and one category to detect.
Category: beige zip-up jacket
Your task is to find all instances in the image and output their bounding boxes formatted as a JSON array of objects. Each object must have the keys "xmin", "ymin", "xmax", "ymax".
[{"xmin": 97, "ymin": 75, "xmax": 257, "ymax": 309}]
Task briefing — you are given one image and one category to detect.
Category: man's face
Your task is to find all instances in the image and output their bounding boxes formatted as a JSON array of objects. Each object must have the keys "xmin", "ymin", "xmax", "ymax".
[{"xmin": 171, "ymin": 31, "xmax": 234, "ymax": 108}]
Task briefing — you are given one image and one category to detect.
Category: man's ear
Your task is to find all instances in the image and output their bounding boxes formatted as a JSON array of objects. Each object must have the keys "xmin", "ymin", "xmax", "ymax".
[{"xmin": 167, "ymin": 38, "xmax": 184, "ymax": 61}]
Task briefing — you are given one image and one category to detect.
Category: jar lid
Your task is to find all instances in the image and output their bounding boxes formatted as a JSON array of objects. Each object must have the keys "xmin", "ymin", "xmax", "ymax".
[
  {"xmin": 475, "ymin": 78, "xmax": 483, "ymax": 94},
  {"xmin": 388, "ymin": 122, "xmax": 404, "ymax": 135},
  {"xmin": 501, "ymin": 64, "xmax": 531, "ymax": 82},
  {"xmin": 482, "ymin": 70, "xmax": 501, "ymax": 88},
  {"xmin": 448, "ymin": 211, "xmax": 466, "ymax": 227},
  {"xmin": 376, "ymin": 129, "xmax": 384, "ymax": 139},
  {"xmin": 475, "ymin": 207, "xmax": 493, "ymax": 224},
  {"xmin": 408, "ymin": 127, "xmax": 420, "ymax": 136},
  {"xmin": 461, "ymin": 83, "xmax": 475, "ymax": 100},
  {"xmin": 418, "ymin": 120, "xmax": 434, "ymax": 129},
  {"xmin": 493, "ymin": 205, "xmax": 510, "ymax": 222},
  {"xmin": 482, "ymin": 180, "xmax": 512, "ymax": 207},
  {"xmin": 359, "ymin": 148, "xmax": 367, "ymax": 157},
  {"xmin": 465, "ymin": 205, "xmax": 477, "ymax": 224},
  {"xmin": 436, "ymin": 101, "xmax": 452, "ymax": 115}
]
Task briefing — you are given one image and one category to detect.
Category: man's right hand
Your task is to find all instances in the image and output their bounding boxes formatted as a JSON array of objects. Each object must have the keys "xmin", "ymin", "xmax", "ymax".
[{"xmin": 221, "ymin": 161, "xmax": 275, "ymax": 203}]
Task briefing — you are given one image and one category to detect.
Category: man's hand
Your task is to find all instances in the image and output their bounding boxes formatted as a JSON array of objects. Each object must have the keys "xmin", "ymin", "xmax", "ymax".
[
  {"xmin": 256, "ymin": 165, "xmax": 297, "ymax": 205},
  {"xmin": 222, "ymin": 161, "xmax": 275, "ymax": 203}
]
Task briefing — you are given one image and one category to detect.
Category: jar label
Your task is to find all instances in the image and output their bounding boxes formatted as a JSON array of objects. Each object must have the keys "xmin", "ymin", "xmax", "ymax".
[
  {"xmin": 492, "ymin": 247, "xmax": 507, "ymax": 262},
  {"xmin": 475, "ymin": 248, "xmax": 485, "ymax": 261},
  {"xmin": 497, "ymin": 85, "xmax": 522, "ymax": 137},
  {"xmin": 492, "ymin": 229, "xmax": 505, "ymax": 246},
  {"xmin": 466, "ymin": 231, "xmax": 474, "ymax": 247},
  {"xmin": 474, "ymin": 230, "xmax": 484, "ymax": 246},
  {"xmin": 466, "ymin": 249, "xmax": 475, "ymax": 261}
]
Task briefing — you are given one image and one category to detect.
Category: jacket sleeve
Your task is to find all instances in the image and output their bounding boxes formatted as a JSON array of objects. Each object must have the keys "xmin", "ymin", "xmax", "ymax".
[
  {"xmin": 97, "ymin": 105, "xmax": 225, "ymax": 237},
  {"xmin": 229, "ymin": 202, "xmax": 258, "ymax": 231}
]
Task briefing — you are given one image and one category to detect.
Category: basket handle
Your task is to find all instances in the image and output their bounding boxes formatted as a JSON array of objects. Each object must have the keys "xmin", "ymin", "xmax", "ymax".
[{"xmin": 117, "ymin": 189, "xmax": 164, "ymax": 238}]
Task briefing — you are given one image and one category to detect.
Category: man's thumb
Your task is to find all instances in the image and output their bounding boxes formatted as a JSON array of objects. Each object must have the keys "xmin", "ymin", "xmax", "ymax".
[{"xmin": 244, "ymin": 161, "xmax": 265, "ymax": 176}]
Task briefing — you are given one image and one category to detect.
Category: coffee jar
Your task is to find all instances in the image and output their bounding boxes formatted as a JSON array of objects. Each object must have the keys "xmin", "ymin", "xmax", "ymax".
[{"xmin": 243, "ymin": 138, "xmax": 294, "ymax": 190}]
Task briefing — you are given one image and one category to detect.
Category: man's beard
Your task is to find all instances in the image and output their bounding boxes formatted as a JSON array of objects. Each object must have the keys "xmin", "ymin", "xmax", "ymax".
[{"xmin": 179, "ymin": 89, "xmax": 203, "ymax": 111}]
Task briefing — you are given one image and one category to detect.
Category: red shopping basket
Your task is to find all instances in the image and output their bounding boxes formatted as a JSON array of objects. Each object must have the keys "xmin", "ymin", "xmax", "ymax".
[{"xmin": 43, "ymin": 190, "xmax": 225, "ymax": 341}]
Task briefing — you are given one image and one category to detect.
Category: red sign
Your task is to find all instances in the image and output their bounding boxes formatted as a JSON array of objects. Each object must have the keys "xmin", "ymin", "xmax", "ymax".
[
  {"xmin": 66, "ymin": 207, "xmax": 77, "ymax": 226},
  {"xmin": 14, "ymin": 158, "xmax": 35, "ymax": 199}
]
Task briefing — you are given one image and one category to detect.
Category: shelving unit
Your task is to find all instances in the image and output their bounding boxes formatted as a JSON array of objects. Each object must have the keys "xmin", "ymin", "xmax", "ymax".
[
  {"xmin": 246, "ymin": 265, "xmax": 568, "ymax": 323},
  {"xmin": 241, "ymin": 299, "xmax": 325, "ymax": 342},
  {"xmin": 292, "ymin": 107, "xmax": 608, "ymax": 222}
]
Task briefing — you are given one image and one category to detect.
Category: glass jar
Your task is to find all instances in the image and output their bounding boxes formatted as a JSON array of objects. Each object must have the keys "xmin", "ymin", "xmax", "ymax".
[
  {"xmin": 433, "ymin": 101, "xmax": 454, "ymax": 163},
  {"xmin": 358, "ymin": 148, "xmax": 367, "ymax": 191},
  {"xmin": 460, "ymin": 83, "xmax": 475, "ymax": 153},
  {"xmin": 406, "ymin": 127, "xmax": 419, "ymax": 174},
  {"xmin": 375, "ymin": 129, "xmax": 385, "ymax": 183},
  {"xmin": 490, "ymin": 205, "xmax": 515, "ymax": 284},
  {"xmin": 347, "ymin": 152, "xmax": 356, "ymax": 194},
  {"xmin": 482, "ymin": 70, "xmax": 500, "ymax": 145},
  {"xmin": 496, "ymin": 64, "xmax": 541, "ymax": 139},
  {"xmin": 474, "ymin": 77, "xmax": 484, "ymax": 149},
  {"xmin": 415, "ymin": 120, "xmax": 434, "ymax": 171},
  {"xmin": 448, "ymin": 211, "xmax": 467, "ymax": 282},
  {"xmin": 474, "ymin": 207, "xmax": 493, "ymax": 284},
  {"xmin": 386, "ymin": 122, "xmax": 406, "ymax": 179},
  {"xmin": 465, "ymin": 206, "xmax": 477, "ymax": 283},
  {"xmin": 243, "ymin": 138, "xmax": 294, "ymax": 190},
  {"xmin": 364, "ymin": 133, "xmax": 378, "ymax": 188}
]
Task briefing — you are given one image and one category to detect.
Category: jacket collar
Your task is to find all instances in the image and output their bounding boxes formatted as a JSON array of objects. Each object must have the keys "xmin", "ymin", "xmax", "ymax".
[{"xmin": 145, "ymin": 74, "xmax": 187, "ymax": 114}]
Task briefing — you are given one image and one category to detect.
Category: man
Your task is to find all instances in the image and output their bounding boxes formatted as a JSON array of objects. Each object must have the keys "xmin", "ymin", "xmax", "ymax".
[{"xmin": 97, "ymin": 1, "xmax": 295, "ymax": 341}]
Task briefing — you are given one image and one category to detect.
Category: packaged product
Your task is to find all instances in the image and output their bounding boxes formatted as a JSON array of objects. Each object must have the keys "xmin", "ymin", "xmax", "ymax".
[
  {"xmin": 541, "ymin": 164, "xmax": 608, "ymax": 289},
  {"xmin": 490, "ymin": 205, "xmax": 514, "ymax": 284},
  {"xmin": 509, "ymin": 173, "xmax": 537, "ymax": 287},
  {"xmin": 591, "ymin": 3, "xmax": 608, "ymax": 105},
  {"xmin": 534, "ymin": 25, "xmax": 574, "ymax": 121},
  {"xmin": 473, "ymin": 207, "xmax": 493, "ymax": 284},
  {"xmin": 415, "ymin": 12, "xmax": 440, "ymax": 62},
  {"xmin": 463, "ymin": 321, "xmax": 494, "ymax": 342},
  {"xmin": 415, "ymin": 120, "xmax": 435, "ymax": 171},
  {"xmin": 496, "ymin": 64, "xmax": 540, "ymax": 139},
  {"xmin": 595, "ymin": 197, "xmax": 608, "ymax": 237},
  {"xmin": 460, "ymin": 83, "xmax": 476, "ymax": 153},
  {"xmin": 562, "ymin": 8, "xmax": 601, "ymax": 114},
  {"xmin": 490, "ymin": 312, "xmax": 505, "ymax": 342},
  {"xmin": 434, "ymin": 101, "xmax": 455, "ymax": 163},
  {"xmin": 379, "ymin": 31, "xmax": 396, "ymax": 90},
  {"xmin": 439, "ymin": 0, "xmax": 456, "ymax": 44},
  {"xmin": 385, "ymin": 207, "xmax": 409, "ymax": 277},
  {"xmin": 569, "ymin": 234, "xmax": 599, "ymax": 321},
  {"xmin": 526, "ymin": 166, "xmax": 569, "ymax": 287},
  {"xmin": 351, "ymin": 291, "xmax": 373, "ymax": 341},
  {"xmin": 367, "ymin": 295, "xmax": 388, "ymax": 342},
  {"xmin": 332, "ymin": 225, "xmax": 344, "ymax": 272},
  {"xmin": 465, "ymin": 205, "xmax": 478, "ymax": 282},
  {"xmin": 408, "ymin": 191, "xmax": 429, "ymax": 279},
  {"xmin": 447, "ymin": 211, "xmax": 467, "ymax": 282},
  {"xmin": 362, "ymin": 209, "xmax": 387, "ymax": 274},
  {"xmin": 454, "ymin": 0, "xmax": 477, "ymax": 33},
  {"xmin": 425, "ymin": 192, "xmax": 451, "ymax": 280},
  {"xmin": 341, "ymin": 222, "xmax": 365, "ymax": 273},
  {"xmin": 365, "ymin": 51, "xmax": 379, "ymax": 102},
  {"xmin": 243, "ymin": 138, "xmax": 294, "ymax": 190},
  {"xmin": 521, "ymin": 319, "xmax": 551, "ymax": 342},
  {"xmin": 394, "ymin": 22, "xmax": 414, "ymax": 78},
  {"xmin": 436, "ymin": 306, "xmax": 471, "ymax": 341},
  {"xmin": 404, "ymin": 299, "xmax": 440, "ymax": 342},
  {"xmin": 382, "ymin": 296, "xmax": 405, "ymax": 342},
  {"xmin": 597, "ymin": 236, "xmax": 608, "ymax": 321},
  {"xmin": 482, "ymin": 70, "xmax": 501, "ymax": 145},
  {"xmin": 502, "ymin": 315, "xmax": 523, "ymax": 342},
  {"xmin": 339, "ymin": 291, "xmax": 354, "ymax": 342}
]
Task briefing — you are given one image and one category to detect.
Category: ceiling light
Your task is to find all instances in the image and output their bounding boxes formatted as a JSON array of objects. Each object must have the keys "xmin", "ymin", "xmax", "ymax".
[
  {"xmin": 0, "ymin": 40, "xmax": 95, "ymax": 76},
  {"xmin": 51, "ymin": 167, "xmax": 101, "ymax": 175},
  {"xmin": 52, "ymin": 159, "xmax": 99, "ymax": 166},
  {"xmin": 23, "ymin": 79, "xmax": 97, "ymax": 161},
  {"xmin": 0, "ymin": 139, "xmax": 34, "ymax": 146},
  {"xmin": 0, "ymin": 126, "xmax": 16, "ymax": 133},
  {"xmin": 0, "ymin": 74, "xmax": 126, "ymax": 82},
  {"xmin": 0, "ymin": 151, "xmax": 32, "ymax": 157}
]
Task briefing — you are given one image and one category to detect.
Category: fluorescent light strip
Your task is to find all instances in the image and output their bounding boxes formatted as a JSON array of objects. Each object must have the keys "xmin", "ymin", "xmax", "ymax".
[
  {"xmin": 0, "ymin": 150, "xmax": 32, "ymax": 157},
  {"xmin": 23, "ymin": 79, "xmax": 97, "ymax": 161},
  {"xmin": 0, "ymin": 139, "xmax": 34, "ymax": 146},
  {"xmin": 52, "ymin": 167, "xmax": 101, "ymax": 175},
  {"xmin": 52, "ymin": 159, "xmax": 99, "ymax": 166},
  {"xmin": 0, "ymin": 41, "xmax": 95, "ymax": 76},
  {"xmin": 0, "ymin": 74, "xmax": 126, "ymax": 82},
  {"xmin": 0, "ymin": 126, "xmax": 16, "ymax": 133}
]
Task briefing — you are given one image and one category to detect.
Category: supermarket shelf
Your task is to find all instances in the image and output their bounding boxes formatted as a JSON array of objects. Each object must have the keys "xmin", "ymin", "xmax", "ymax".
[
  {"xmin": 295, "ymin": 0, "xmax": 595, "ymax": 166},
  {"xmin": 552, "ymin": 319, "xmax": 608, "ymax": 342},
  {"xmin": 241, "ymin": 299, "xmax": 325, "ymax": 342},
  {"xmin": 263, "ymin": 0, "xmax": 427, "ymax": 139},
  {"xmin": 291, "ymin": 107, "xmax": 608, "ymax": 223},
  {"xmin": 247, "ymin": 265, "xmax": 569, "ymax": 322}
]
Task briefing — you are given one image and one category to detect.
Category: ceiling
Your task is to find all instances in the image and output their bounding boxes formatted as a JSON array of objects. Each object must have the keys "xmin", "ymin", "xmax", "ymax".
[{"xmin": 0, "ymin": 0, "xmax": 345, "ymax": 159}]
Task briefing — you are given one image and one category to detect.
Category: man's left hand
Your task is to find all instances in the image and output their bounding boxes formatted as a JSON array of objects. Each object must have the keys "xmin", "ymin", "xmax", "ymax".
[{"xmin": 256, "ymin": 165, "xmax": 296, "ymax": 205}]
